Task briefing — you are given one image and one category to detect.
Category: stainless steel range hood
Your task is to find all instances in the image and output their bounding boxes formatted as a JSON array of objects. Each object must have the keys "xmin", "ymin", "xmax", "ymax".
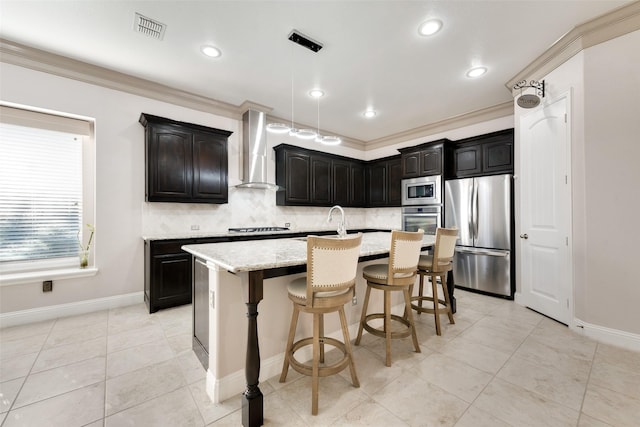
[{"xmin": 236, "ymin": 109, "xmax": 280, "ymax": 190}]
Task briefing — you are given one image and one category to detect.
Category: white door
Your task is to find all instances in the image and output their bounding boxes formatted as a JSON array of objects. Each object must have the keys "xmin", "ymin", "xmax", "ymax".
[{"xmin": 519, "ymin": 94, "xmax": 572, "ymax": 324}]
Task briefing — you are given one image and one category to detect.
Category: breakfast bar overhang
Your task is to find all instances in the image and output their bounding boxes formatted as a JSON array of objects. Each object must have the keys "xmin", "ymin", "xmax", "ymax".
[{"xmin": 182, "ymin": 231, "xmax": 436, "ymax": 427}]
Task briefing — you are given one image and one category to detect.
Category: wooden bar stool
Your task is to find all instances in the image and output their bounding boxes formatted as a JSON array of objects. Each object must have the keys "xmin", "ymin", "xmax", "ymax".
[
  {"xmin": 279, "ymin": 233, "xmax": 363, "ymax": 415},
  {"xmin": 411, "ymin": 227, "xmax": 458, "ymax": 335},
  {"xmin": 355, "ymin": 229, "xmax": 424, "ymax": 367}
]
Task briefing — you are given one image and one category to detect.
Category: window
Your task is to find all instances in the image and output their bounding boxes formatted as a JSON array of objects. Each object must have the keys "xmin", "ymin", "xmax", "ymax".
[{"xmin": 0, "ymin": 104, "xmax": 94, "ymax": 278}]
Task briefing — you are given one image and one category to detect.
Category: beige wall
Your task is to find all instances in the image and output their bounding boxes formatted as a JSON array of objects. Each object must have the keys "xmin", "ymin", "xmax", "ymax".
[{"xmin": 581, "ymin": 30, "xmax": 640, "ymax": 334}]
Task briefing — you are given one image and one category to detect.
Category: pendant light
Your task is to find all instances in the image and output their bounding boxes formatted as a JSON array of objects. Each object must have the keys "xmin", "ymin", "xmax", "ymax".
[
  {"xmin": 313, "ymin": 91, "xmax": 341, "ymax": 146},
  {"xmin": 266, "ymin": 29, "xmax": 338, "ymax": 144}
]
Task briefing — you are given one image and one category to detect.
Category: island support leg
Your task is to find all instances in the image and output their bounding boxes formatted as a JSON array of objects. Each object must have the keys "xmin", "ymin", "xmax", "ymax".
[
  {"xmin": 447, "ymin": 270, "xmax": 456, "ymax": 314},
  {"xmin": 242, "ymin": 270, "xmax": 264, "ymax": 427}
]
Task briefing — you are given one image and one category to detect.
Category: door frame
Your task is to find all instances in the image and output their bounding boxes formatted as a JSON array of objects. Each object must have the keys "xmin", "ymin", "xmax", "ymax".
[{"xmin": 514, "ymin": 89, "xmax": 575, "ymax": 327}]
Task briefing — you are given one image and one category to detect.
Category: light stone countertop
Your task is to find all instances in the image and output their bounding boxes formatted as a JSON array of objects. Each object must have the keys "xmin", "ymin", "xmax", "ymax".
[{"xmin": 182, "ymin": 232, "xmax": 436, "ymax": 273}]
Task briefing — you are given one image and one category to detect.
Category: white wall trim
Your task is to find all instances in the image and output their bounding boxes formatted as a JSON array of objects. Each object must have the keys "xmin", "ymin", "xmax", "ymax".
[
  {"xmin": 0, "ymin": 291, "xmax": 144, "ymax": 328},
  {"xmin": 573, "ymin": 317, "xmax": 640, "ymax": 353}
]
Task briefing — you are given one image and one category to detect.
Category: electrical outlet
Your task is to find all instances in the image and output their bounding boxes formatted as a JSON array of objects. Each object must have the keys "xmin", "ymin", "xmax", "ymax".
[
  {"xmin": 191, "ymin": 225, "xmax": 200, "ymax": 231},
  {"xmin": 285, "ymin": 222, "xmax": 291, "ymax": 227},
  {"xmin": 42, "ymin": 280, "xmax": 53, "ymax": 292},
  {"xmin": 352, "ymin": 295, "xmax": 357, "ymax": 305}
]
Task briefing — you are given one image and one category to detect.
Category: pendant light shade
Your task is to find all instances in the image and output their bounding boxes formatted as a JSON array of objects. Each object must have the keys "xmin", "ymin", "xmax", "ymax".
[{"xmin": 266, "ymin": 123, "xmax": 291, "ymax": 134}]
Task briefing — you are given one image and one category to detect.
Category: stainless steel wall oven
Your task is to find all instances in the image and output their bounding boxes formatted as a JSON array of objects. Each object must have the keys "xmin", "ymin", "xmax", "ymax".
[
  {"xmin": 401, "ymin": 175, "xmax": 443, "ymax": 235},
  {"xmin": 402, "ymin": 205, "xmax": 442, "ymax": 235}
]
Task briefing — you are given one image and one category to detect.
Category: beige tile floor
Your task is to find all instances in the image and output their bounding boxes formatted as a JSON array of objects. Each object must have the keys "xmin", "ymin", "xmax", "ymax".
[{"xmin": 1, "ymin": 288, "xmax": 639, "ymax": 426}]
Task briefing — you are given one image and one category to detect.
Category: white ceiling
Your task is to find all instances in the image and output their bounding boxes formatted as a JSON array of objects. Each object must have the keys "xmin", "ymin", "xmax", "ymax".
[{"xmin": 0, "ymin": 1, "xmax": 631, "ymax": 143}]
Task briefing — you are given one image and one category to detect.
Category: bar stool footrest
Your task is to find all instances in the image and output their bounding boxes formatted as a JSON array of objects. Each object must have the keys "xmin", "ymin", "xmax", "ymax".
[
  {"xmin": 410, "ymin": 296, "xmax": 451, "ymax": 315},
  {"xmin": 288, "ymin": 337, "xmax": 351, "ymax": 378},
  {"xmin": 362, "ymin": 313, "xmax": 412, "ymax": 339}
]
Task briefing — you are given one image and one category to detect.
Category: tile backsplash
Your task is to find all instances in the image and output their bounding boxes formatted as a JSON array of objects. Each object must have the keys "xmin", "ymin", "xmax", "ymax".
[{"xmin": 142, "ymin": 187, "xmax": 401, "ymax": 237}]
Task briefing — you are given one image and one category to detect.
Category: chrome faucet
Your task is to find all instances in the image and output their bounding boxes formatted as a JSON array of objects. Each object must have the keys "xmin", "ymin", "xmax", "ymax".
[{"xmin": 327, "ymin": 205, "xmax": 346, "ymax": 237}]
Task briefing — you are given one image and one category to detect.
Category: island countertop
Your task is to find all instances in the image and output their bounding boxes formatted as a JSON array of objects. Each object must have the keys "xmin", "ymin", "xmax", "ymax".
[{"xmin": 182, "ymin": 231, "xmax": 436, "ymax": 273}]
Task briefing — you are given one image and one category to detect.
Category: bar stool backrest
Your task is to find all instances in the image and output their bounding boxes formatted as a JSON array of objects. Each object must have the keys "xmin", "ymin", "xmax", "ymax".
[
  {"xmin": 306, "ymin": 233, "xmax": 363, "ymax": 303},
  {"xmin": 432, "ymin": 228, "xmax": 458, "ymax": 272},
  {"xmin": 388, "ymin": 229, "xmax": 424, "ymax": 285}
]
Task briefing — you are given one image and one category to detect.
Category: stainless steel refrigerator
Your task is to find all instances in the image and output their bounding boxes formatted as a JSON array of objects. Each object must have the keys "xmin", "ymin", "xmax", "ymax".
[{"xmin": 444, "ymin": 174, "xmax": 513, "ymax": 297}]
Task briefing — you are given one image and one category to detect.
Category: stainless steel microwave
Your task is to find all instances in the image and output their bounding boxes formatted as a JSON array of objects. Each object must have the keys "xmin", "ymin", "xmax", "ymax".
[{"xmin": 401, "ymin": 175, "xmax": 442, "ymax": 206}]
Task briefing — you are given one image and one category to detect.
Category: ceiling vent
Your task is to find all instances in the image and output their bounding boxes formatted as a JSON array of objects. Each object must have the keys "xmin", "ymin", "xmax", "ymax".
[
  {"xmin": 134, "ymin": 13, "xmax": 166, "ymax": 40},
  {"xmin": 288, "ymin": 30, "xmax": 323, "ymax": 53}
]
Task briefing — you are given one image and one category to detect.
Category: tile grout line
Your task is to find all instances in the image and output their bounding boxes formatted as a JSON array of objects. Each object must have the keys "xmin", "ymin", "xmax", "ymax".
[
  {"xmin": 451, "ymin": 309, "xmax": 543, "ymax": 427},
  {"xmin": 2, "ymin": 318, "xmax": 56, "ymax": 421}
]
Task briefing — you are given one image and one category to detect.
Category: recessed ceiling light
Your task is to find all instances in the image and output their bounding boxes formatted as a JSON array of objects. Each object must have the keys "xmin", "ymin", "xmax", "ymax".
[
  {"xmin": 201, "ymin": 45, "xmax": 221, "ymax": 58},
  {"xmin": 363, "ymin": 109, "xmax": 377, "ymax": 118},
  {"xmin": 466, "ymin": 67, "xmax": 487, "ymax": 78},
  {"xmin": 418, "ymin": 19, "xmax": 443, "ymax": 36},
  {"xmin": 309, "ymin": 89, "xmax": 325, "ymax": 98}
]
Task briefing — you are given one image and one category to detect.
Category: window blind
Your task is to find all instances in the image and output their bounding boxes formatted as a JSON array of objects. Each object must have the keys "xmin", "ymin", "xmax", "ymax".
[{"xmin": 0, "ymin": 123, "xmax": 83, "ymax": 262}]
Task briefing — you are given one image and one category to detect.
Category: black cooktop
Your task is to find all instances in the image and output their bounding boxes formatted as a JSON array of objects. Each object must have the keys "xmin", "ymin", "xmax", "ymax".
[{"xmin": 228, "ymin": 227, "xmax": 290, "ymax": 233}]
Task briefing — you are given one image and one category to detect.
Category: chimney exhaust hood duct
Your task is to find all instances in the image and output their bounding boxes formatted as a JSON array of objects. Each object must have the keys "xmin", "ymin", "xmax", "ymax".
[{"xmin": 236, "ymin": 109, "xmax": 281, "ymax": 190}]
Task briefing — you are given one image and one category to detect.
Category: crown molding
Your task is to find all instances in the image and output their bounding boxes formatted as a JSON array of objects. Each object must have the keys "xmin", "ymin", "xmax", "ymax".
[
  {"xmin": 0, "ymin": 38, "xmax": 243, "ymax": 120},
  {"xmin": 506, "ymin": 1, "xmax": 640, "ymax": 90},
  {"xmin": 365, "ymin": 101, "xmax": 514, "ymax": 151}
]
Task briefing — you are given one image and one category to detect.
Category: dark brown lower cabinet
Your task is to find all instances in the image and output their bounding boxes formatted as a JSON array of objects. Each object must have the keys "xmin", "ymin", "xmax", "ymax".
[{"xmin": 145, "ymin": 240, "xmax": 194, "ymax": 313}]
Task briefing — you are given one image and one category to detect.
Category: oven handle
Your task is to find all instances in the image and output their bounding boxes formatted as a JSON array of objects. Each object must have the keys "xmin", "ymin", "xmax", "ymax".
[{"xmin": 402, "ymin": 213, "xmax": 440, "ymax": 217}]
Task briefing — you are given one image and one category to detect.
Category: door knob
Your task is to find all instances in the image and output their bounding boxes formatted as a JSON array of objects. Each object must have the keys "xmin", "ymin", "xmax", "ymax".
[{"xmin": 520, "ymin": 233, "xmax": 529, "ymax": 239}]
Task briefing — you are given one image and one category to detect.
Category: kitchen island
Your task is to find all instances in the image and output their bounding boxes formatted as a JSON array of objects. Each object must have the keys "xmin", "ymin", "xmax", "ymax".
[{"xmin": 182, "ymin": 231, "xmax": 435, "ymax": 427}]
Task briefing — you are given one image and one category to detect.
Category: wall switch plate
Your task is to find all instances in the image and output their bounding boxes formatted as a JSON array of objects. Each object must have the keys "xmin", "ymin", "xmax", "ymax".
[
  {"xmin": 191, "ymin": 225, "xmax": 200, "ymax": 230},
  {"xmin": 42, "ymin": 280, "xmax": 53, "ymax": 292},
  {"xmin": 209, "ymin": 290, "xmax": 215, "ymax": 309}
]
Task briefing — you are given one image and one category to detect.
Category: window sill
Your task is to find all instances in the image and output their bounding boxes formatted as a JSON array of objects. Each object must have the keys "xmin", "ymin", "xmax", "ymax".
[{"xmin": 0, "ymin": 267, "xmax": 98, "ymax": 286}]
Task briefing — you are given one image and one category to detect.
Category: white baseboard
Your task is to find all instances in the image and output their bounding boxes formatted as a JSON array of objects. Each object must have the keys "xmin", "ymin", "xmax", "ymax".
[
  {"xmin": 0, "ymin": 292, "xmax": 144, "ymax": 328},
  {"xmin": 513, "ymin": 294, "xmax": 640, "ymax": 352},
  {"xmin": 573, "ymin": 318, "xmax": 640, "ymax": 352}
]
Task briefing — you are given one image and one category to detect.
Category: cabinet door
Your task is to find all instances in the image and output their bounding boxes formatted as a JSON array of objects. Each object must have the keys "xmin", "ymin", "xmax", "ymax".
[
  {"xmin": 192, "ymin": 132, "xmax": 228, "ymax": 201},
  {"xmin": 367, "ymin": 161, "xmax": 387, "ymax": 207},
  {"xmin": 148, "ymin": 125, "xmax": 193, "ymax": 201},
  {"xmin": 483, "ymin": 140, "xmax": 513, "ymax": 174},
  {"xmin": 350, "ymin": 163, "xmax": 366, "ymax": 207},
  {"xmin": 420, "ymin": 146, "xmax": 443, "ymax": 176},
  {"xmin": 454, "ymin": 145, "xmax": 482, "ymax": 177},
  {"xmin": 151, "ymin": 252, "xmax": 192, "ymax": 311},
  {"xmin": 311, "ymin": 156, "xmax": 331, "ymax": 205},
  {"xmin": 402, "ymin": 151, "xmax": 421, "ymax": 178},
  {"xmin": 332, "ymin": 159, "xmax": 351, "ymax": 206},
  {"xmin": 285, "ymin": 150, "xmax": 311, "ymax": 204},
  {"xmin": 388, "ymin": 158, "xmax": 403, "ymax": 206}
]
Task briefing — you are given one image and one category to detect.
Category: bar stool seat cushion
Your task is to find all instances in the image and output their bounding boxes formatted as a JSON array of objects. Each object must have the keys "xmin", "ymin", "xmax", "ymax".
[
  {"xmin": 362, "ymin": 264, "xmax": 414, "ymax": 281},
  {"xmin": 418, "ymin": 254, "xmax": 452, "ymax": 272},
  {"xmin": 287, "ymin": 277, "xmax": 351, "ymax": 299}
]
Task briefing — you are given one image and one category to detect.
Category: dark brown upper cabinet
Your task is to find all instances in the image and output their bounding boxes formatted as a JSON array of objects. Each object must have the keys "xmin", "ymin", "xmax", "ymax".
[
  {"xmin": 140, "ymin": 113, "xmax": 232, "ymax": 203},
  {"xmin": 452, "ymin": 129, "xmax": 514, "ymax": 177},
  {"xmin": 366, "ymin": 155, "xmax": 402, "ymax": 207},
  {"xmin": 274, "ymin": 144, "xmax": 372, "ymax": 207},
  {"xmin": 399, "ymin": 139, "xmax": 451, "ymax": 179}
]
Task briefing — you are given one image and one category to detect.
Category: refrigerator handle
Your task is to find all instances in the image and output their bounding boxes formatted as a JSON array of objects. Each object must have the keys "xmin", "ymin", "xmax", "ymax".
[
  {"xmin": 467, "ymin": 180, "xmax": 474, "ymax": 240},
  {"xmin": 472, "ymin": 180, "xmax": 479, "ymax": 240}
]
